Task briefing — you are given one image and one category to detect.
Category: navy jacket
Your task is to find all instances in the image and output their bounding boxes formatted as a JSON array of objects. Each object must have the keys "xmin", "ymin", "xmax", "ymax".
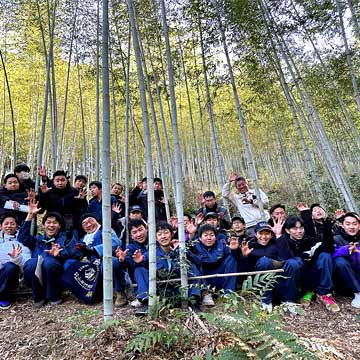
[
  {"xmin": 17, "ymin": 221, "xmax": 77, "ymax": 261},
  {"xmin": 188, "ymin": 237, "xmax": 236, "ymax": 270}
]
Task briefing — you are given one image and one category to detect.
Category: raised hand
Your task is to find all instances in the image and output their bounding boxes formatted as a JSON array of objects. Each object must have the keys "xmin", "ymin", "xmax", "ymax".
[
  {"xmin": 186, "ymin": 222, "xmax": 197, "ymax": 235},
  {"xmin": 199, "ymin": 192, "xmax": 205, "ymax": 207},
  {"xmin": 45, "ymin": 243, "xmax": 63, "ymax": 257},
  {"xmin": 39, "ymin": 183, "xmax": 52, "ymax": 194},
  {"xmin": 228, "ymin": 172, "xmax": 239, "ymax": 182},
  {"xmin": 75, "ymin": 188, "xmax": 87, "ymax": 200},
  {"xmin": 335, "ymin": 208, "xmax": 346, "ymax": 220},
  {"xmin": 132, "ymin": 249, "xmax": 144, "ymax": 264},
  {"xmin": 111, "ymin": 202, "xmax": 122, "ymax": 214},
  {"xmin": 296, "ymin": 202, "xmax": 309, "ymax": 212},
  {"xmin": 195, "ymin": 213, "xmax": 204, "ymax": 226},
  {"xmin": 241, "ymin": 240, "xmax": 253, "ymax": 257},
  {"xmin": 228, "ymin": 236, "xmax": 239, "ymax": 250},
  {"xmin": 115, "ymin": 247, "xmax": 129, "ymax": 262},
  {"xmin": 271, "ymin": 217, "xmax": 285, "ymax": 237},
  {"xmin": 27, "ymin": 199, "xmax": 42, "ymax": 216},
  {"xmin": 8, "ymin": 244, "xmax": 22, "ymax": 258}
]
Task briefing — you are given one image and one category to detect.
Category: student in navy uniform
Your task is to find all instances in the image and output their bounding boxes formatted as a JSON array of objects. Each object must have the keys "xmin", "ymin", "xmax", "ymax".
[
  {"xmin": 332, "ymin": 212, "xmax": 360, "ymax": 308},
  {"xmin": 119, "ymin": 222, "xmax": 202, "ymax": 315},
  {"xmin": 0, "ymin": 213, "xmax": 32, "ymax": 309},
  {"xmin": 18, "ymin": 199, "xmax": 77, "ymax": 308},
  {"xmin": 188, "ymin": 224, "xmax": 238, "ymax": 306},
  {"xmin": 116, "ymin": 219, "xmax": 149, "ymax": 308},
  {"xmin": 71, "ymin": 213, "xmax": 127, "ymax": 307}
]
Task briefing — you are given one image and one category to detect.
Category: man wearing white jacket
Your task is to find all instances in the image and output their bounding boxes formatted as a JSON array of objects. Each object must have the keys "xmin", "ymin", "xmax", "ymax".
[
  {"xmin": 0, "ymin": 213, "xmax": 31, "ymax": 309},
  {"xmin": 222, "ymin": 172, "xmax": 269, "ymax": 235}
]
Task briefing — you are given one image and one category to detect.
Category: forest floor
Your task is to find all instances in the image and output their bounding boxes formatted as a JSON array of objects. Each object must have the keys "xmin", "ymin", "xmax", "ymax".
[{"xmin": 0, "ymin": 292, "xmax": 359, "ymax": 359}]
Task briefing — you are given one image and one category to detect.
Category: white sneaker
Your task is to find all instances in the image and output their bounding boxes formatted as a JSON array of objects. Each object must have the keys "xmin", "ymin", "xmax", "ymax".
[
  {"xmin": 351, "ymin": 293, "xmax": 360, "ymax": 308},
  {"xmin": 202, "ymin": 293, "xmax": 215, "ymax": 306},
  {"xmin": 130, "ymin": 298, "xmax": 142, "ymax": 308},
  {"xmin": 261, "ymin": 302, "xmax": 273, "ymax": 313},
  {"xmin": 282, "ymin": 301, "xmax": 300, "ymax": 316}
]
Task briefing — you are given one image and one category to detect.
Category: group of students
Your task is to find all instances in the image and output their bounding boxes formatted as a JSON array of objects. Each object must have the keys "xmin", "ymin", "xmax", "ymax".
[{"xmin": 0, "ymin": 164, "xmax": 360, "ymax": 317}]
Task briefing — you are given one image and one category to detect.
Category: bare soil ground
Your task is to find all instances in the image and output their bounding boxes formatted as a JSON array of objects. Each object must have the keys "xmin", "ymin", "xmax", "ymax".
[{"xmin": 0, "ymin": 293, "xmax": 359, "ymax": 359}]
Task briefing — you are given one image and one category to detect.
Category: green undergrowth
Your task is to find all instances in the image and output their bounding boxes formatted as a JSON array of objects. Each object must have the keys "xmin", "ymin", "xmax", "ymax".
[{"xmin": 61, "ymin": 273, "xmax": 321, "ymax": 359}]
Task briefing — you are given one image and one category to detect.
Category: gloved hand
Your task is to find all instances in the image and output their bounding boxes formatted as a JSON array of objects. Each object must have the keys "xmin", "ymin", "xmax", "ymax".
[{"xmin": 75, "ymin": 243, "xmax": 100, "ymax": 258}]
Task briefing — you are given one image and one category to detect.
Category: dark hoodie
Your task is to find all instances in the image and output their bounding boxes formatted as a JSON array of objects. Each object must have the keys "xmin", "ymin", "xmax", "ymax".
[{"xmin": 38, "ymin": 182, "xmax": 87, "ymax": 228}]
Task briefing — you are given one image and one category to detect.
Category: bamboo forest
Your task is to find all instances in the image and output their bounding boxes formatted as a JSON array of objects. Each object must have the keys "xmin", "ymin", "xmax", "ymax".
[{"xmin": 1, "ymin": 0, "xmax": 360, "ymax": 359}]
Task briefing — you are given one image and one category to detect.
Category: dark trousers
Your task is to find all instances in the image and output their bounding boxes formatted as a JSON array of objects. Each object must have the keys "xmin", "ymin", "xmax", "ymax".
[
  {"xmin": 200, "ymin": 254, "xmax": 238, "ymax": 293},
  {"xmin": 24, "ymin": 257, "xmax": 64, "ymax": 302},
  {"xmin": 303, "ymin": 252, "xmax": 334, "ymax": 295},
  {"xmin": 256, "ymin": 256, "xmax": 303, "ymax": 304},
  {"xmin": 0, "ymin": 262, "xmax": 20, "ymax": 300},
  {"xmin": 334, "ymin": 256, "xmax": 360, "ymax": 293}
]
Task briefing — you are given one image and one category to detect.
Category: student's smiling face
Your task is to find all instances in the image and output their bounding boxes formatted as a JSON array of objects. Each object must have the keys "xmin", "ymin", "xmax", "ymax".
[
  {"xmin": 256, "ymin": 230, "xmax": 273, "ymax": 246},
  {"xmin": 200, "ymin": 230, "xmax": 216, "ymax": 247}
]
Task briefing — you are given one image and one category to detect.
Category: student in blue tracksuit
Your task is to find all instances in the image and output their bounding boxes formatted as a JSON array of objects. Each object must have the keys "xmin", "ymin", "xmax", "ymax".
[
  {"xmin": 67, "ymin": 213, "xmax": 127, "ymax": 307},
  {"xmin": 115, "ymin": 219, "xmax": 149, "ymax": 308},
  {"xmin": 18, "ymin": 199, "xmax": 77, "ymax": 308},
  {"xmin": 240, "ymin": 221, "xmax": 303, "ymax": 313},
  {"xmin": 188, "ymin": 224, "xmax": 239, "ymax": 306}
]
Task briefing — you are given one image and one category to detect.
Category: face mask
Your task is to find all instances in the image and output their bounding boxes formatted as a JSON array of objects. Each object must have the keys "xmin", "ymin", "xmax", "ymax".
[{"xmin": 20, "ymin": 171, "xmax": 30, "ymax": 179}]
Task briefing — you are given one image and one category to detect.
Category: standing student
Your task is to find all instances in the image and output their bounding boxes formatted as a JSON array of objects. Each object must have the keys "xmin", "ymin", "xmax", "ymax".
[{"xmin": 222, "ymin": 172, "xmax": 269, "ymax": 235}]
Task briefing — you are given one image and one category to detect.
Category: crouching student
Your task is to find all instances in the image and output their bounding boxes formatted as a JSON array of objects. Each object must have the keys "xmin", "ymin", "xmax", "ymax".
[
  {"xmin": 280, "ymin": 216, "xmax": 338, "ymax": 312},
  {"xmin": 332, "ymin": 212, "xmax": 360, "ymax": 308},
  {"xmin": 118, "ymin": 222, "xmax": 203, "ymax": 315},
  {"xmin": 116, "ymin": 219, "xmax": 149, "ymax": 309},
  {"xmin": 240, "ymin": 221, "xmax": 303, "ymax": 314},
  {"xmin": 18, "ymin": 199, "xmax": 76, "ymax": 308},
  {"xmin": 0, "ymin": 213, "xmax": 32, "ymax": 309},
  {"xmin": 188, "ymin": 224, "xmax": 238, "ymax": 306},
  {"xmin": 64, "ymin": 213, "xmax": 127, "ymax": 307}
]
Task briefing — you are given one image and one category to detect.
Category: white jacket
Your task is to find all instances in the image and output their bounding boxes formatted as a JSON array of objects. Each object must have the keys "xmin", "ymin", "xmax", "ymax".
[{"xmin": 222, "ymin": 182, "xmax": 270, "ymax": 227}]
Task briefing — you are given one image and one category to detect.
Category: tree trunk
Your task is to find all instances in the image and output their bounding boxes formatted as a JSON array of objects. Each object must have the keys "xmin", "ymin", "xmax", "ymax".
[
  {"xmin": 160, "ymin": 0, "xmax": 188, "ymax": 303},
  {"xmin": 101, "ymin": 0, "xmax": 113, "ymax": 322},
  {"xmin": 127, "ymin": 0, "xmax": 157, "ymax": 317}
]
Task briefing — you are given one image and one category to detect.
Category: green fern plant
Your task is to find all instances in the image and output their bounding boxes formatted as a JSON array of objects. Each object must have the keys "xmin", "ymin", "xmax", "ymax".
[
  {"xmin": 124, "ymin": 321, "xmax": 192, "ymax": 354},
  {"xmin": 203, "ymin": 273, "xmax": 318, "ymax": 359}
]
